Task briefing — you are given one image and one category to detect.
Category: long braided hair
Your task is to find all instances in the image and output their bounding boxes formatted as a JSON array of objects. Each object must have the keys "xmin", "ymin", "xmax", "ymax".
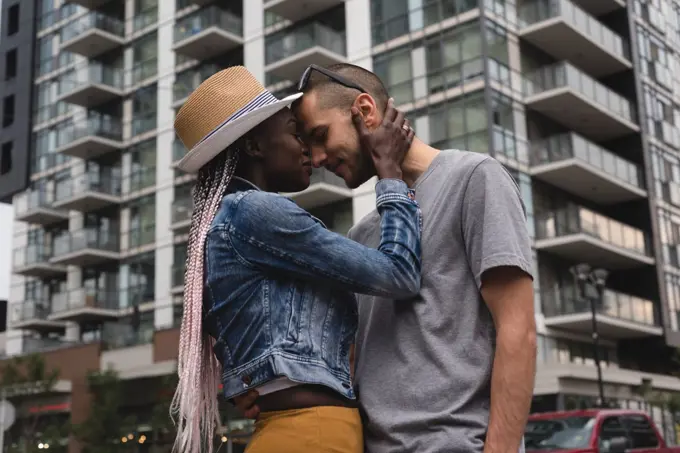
[{"xmin": 170, "ymin": 146, "xmax": 240, "ymax": 453}]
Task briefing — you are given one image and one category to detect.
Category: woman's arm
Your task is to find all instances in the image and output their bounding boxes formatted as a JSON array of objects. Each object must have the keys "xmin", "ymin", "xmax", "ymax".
[{"xmin": 227, "ymin": 179, "xmax": 421, "ymax": 298}]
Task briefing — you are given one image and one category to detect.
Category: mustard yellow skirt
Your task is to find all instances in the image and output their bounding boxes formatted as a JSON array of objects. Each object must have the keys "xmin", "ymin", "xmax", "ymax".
[{"xmin": 245, "ymin": 406, "xmax": 363, "ymax": 453}]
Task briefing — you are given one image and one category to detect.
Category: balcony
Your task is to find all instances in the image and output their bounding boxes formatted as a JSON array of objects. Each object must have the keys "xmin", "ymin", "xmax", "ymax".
[
  {"xmin": 57, "ymin": 63, "xmax": 124, "ymax": 107},
  {"xmin": 102, "ymin": 319, "xmax": 154, "ymax": 350},
  {"xmin": 264, "ymin": 0, "xmax": 346, "ymax": 21},
  {"xmin": 60, "ymin": 12, "xmax": 125, "ymax": 58},
  {"xmin": 50, "ymin": 288, "xmax": 120, "ymax": 322},
  {"xmin": 172, "ymin": 264, "xmax": 185, "ymax": 294},
  {"xmin": 53, "ymin": 172, "xmax": 122, "ymax": 212},
  {"xmin": 530, "ymin": 133, "xmax": 647, "ymax": 204},
  {"xmin": 285, "ymin": 169, "xmax": 353, "ymax": 209},
  {"xmin": 173, "ymin": 6, "xmax": 243, "ymax": 61},
  {"xmin": 542, "ymin": 287, "xmax": 663, "ymax": 338},
  {"xmin": 171, "ymin": 199, "xmax": 193, "ymax": 232},
  {"xmin": 524, "ymin": 62, "xmax": 639, "ymax": 141},
  {"xmin": 519, "ymin": 0, "xmax": 631, "ymax": 77},
  {"xmin": 265, "ymin": 23, "xmax": 346, "ymax": 81},
  {"xmin": 54, "ymin": 114, "xmax": 124, "ymax": 159},
  {"xmin": 14, "ymin": 190, "xmax": 68, "ymax": 225},
  {"xmin": 10, "ymin": 301, "xmax": 65, "ymax": 334},
  {"xmin": 535, "ymin": 204, "xmax": 654, "ymax": 269},
  {"xmin": 13, "ymin": 245, "xmax": 66, "ymax": 278},
  {"xmin": 51, "ymin": 228, "xmax": 120, "ymax": 266},
  {"xmin": 173, "ymin": 63, "xmax": 220, "ymax": 109}
]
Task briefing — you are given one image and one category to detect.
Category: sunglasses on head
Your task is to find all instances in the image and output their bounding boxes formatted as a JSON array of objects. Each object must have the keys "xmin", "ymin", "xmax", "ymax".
[{"xmin": 297, "ymin": 64, "xmax": 367, "ymax": 93}]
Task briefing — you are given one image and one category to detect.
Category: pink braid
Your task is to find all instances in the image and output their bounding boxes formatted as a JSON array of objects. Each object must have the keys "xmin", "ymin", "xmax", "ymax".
[{"xmin": 171, "ymin": 150, "xmax": 239, "ymax": 453}]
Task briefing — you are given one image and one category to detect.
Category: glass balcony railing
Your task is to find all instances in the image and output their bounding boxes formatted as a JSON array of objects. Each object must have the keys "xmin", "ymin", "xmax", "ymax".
[
  {"xmin": 22, "ymin": 337, "xmax": 76, "ymax": 354},
  {"xmin": 524, "ymin": 62, "xmax": 637, "ymax": 124},
  {"xmin": 173, "ymin": 6, "xmax": 243, "ymax": 43},
  {"xmin": 265, "ymin": 23, "xmax": 346, "ymax": 64},
  {"xmin": 542, "ymin": 286, "xmax": 660, "ymax": 327},
  {"xmin": 531, "ymin": 133, "xmax": 644, "ymax": 188},
  {"xmin": 128, "ymin": 166, "xmax": 156, "ymax": 192},
  {"xmin": 131, "ymin": 58, "xmax": 158, "ymax": 85},
  {"xmin": 172, "ymin": 198, "xmax": 193, "ymax": 225},
  {"xmin": 12, "ymin": 301, "xmax": 52, "ymax": 323},
  {"xmin": 58, "ymin": 62, "xmax": 124, "ymax": 96},
  {"xmin": 56, "ymin": 113, "xmax": 123, "ymax": 149},
  {"xmin": 53, "ymin": 228, "xmax": 120, "ymax": 257},
  {"xmin": 133, "ymin": 6, "xmax": 158, "ymax": 32},
  {"xmin": 519, "ymin": 0, "xmax": 630, "ymax": 60},
  {"xmin": 13, "ymin": 244, "xmax": 55, "ymax": 268},
  {"xmin": 173, "ymin": 64, "xmax": 220, "ymax": 103},
  {"xmin": 15, "ymin": 190, "xmax": 58, "ymax": 216},
  {"xmin": 51, "ymin": 287, "xmax": 119, "ymax": 313},
  {"xmin": 535, "ymin": 203, "xmax": 650, "ymax": 256},
  {"xmin": 61, "ymin": 11, "xmax": 125, "ymax": 42},
  {"xmin": 127, "ymin": 224, "xmax": 156, "ymax": 248},
  {"xmin": 102, "ymin": 320, "xmax": 154, "ymax": 350},
  {"xmin": 131, "ymin": 112, "xmax": 157, "ymax": 137},
  {"xmin": 34, "ymin": 102, "xmax": 73, "ymax": 126},
  {"xmin": 55, "ymin": 172, "xmax": 122, "ymax": 201}
]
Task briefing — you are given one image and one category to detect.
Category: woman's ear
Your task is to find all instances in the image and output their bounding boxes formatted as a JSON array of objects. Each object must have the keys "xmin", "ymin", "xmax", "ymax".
[
  {"xmin": 242, "ymin": 136, "xmax": 264, "ymax": 160},
  {"xmin": 352, "ymin": 94, "xmax": 380, "ymax": 131}
]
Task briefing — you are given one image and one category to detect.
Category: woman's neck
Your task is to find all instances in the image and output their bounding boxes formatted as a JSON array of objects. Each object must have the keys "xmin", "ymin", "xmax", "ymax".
[{"xmin": 236, "ymin": 165, "xmax": 269, "ymax": 192}]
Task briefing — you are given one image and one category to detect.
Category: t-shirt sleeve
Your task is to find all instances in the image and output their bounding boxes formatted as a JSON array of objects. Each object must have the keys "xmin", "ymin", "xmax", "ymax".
[{"xmin": 461, "ymin": 158, "xmax": 534, "ymax": 289}]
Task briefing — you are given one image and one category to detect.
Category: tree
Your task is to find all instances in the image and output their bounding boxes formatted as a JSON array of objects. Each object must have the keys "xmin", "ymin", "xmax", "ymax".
[
  {"xmin": 70, "ymin": 369, "xmax": 137, "ymax": 453},
  {"xmin": 0, "ymin": 354, "xmax": 68, "ymax": 453},
  {"xmin": 147, "ymin": 373, "xmax": 178, "ymax": 453}
]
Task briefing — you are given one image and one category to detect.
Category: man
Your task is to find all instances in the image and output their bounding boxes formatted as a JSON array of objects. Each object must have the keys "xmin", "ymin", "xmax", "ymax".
[{"xmin": 238, "ymin": 63, "xmax": 537, "ymax": 453}]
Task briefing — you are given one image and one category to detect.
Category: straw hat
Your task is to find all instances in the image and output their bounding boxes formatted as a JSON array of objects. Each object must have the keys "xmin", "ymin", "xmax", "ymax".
[{"xmin": 174, "ymin": 66, "xmax": 303, "ymax": 173}]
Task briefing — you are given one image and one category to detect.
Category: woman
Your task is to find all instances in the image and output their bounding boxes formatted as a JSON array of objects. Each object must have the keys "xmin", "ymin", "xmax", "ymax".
[{"xmin": 171, "ymin": 66, "xmax": 421, "ymax": 453}]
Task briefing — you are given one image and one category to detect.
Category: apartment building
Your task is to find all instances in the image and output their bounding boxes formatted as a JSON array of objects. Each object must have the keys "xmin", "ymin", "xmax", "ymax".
[{"xmin": 1, "ymin": 0, "xmax": 680, "ymax": 450}]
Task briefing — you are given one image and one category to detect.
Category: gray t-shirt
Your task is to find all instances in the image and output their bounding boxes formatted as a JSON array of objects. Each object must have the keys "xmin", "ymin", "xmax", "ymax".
[{"xmin": 349, "ymin": 150, "xmax": 533, "ymax": 453}]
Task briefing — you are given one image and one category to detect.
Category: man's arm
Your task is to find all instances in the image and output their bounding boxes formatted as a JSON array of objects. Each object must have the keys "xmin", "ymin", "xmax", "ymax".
[
  {"xmin": 481, "ymin": 267, "xmax": 536, "ymax": 453},
  {"xmin": 460, "ymin": 158, "xmax": 536, "ymax": 453}
]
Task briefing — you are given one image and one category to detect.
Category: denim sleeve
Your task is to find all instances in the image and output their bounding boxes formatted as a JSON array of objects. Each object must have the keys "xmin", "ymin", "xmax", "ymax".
[{"xmin": 228, "ymin": 179, "xmax": 422, "ymax": 299}]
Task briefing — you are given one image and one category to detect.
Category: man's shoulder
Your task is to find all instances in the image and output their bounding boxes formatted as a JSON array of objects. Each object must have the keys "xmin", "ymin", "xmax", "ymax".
[{"xmin": 436, "ymin": 149, "xmax": 494, "ymax": 174}]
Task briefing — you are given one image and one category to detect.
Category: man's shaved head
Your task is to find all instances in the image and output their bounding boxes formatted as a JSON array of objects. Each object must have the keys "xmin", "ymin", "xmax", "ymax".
[
  {"xmin": 301, "ymin": 63, "xmax": 390, "ymax": 113},
  {"xmin": 292, "ymin": 63, "xmax": 391, "ymax": 189}
]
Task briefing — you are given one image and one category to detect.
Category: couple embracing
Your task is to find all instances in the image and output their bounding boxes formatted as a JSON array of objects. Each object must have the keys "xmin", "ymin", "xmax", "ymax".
[{"xmin": 170, "ymin": 63, "xmax": 537, "ymax": 453}]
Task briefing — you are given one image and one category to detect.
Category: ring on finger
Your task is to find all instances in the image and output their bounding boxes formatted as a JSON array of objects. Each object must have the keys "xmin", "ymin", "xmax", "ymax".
[{"xmin": 401, "ymin": 124, "xmax": 410, "ymax": 132}]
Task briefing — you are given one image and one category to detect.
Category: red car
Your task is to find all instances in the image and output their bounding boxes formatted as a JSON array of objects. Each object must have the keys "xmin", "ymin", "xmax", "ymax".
[{"xmin": 525, "ymin": 409, "xmax": 680, "ymax": 453}]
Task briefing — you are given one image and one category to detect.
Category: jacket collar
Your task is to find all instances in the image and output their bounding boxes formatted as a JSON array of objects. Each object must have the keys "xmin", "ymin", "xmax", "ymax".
[{"xmin": 229, "ymin": 176, "xmax": 262, "ymax": 193}]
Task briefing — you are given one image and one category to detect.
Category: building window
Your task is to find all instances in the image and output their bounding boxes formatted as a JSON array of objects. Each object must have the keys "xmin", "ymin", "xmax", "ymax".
[
  {"xmin": 131, "ymin": 84, "xmax": 158, "ymax": 136},
  {"xmin": 5, "ymin": 49, "xmax": 17, "ymax": 80},
  {"xmin": 370, "ymin": 0, "xmax": 478, "ymax": 45},
  {"xmin": 128, "ymin": 138, "xmax": 156, "ymax": 192},
  {"xmin": 1, "ymin": 141, "xmax": 12, "ymax": 175},
  {"xmin": 131, "ymin": 32, "xmax": 158, "ymax": 84},
  {"xmin": 537, "ymin": 334, "xmax": 617, "ymax": 368},
  {"xmin": 133, "ymin": 0, "xmax": 158, "ymax": 31},
  {"xmin": 664, "ymin": 273, "xmax": 680, "ymax": 332},
  {"xmin": 125, "ymin": 251, "xmax": 155, "ymax": 305},
  {"xmin": 128, "ymin": 195, "xmax": 155, "ymax": 249},
  {"xmin": 2, "ymin": 95, "xmax": 15, "ymax": 128},
  {"xmin": 643, "ymin": 86, "xmax": 680, "ymax": 148},
  {"xmin": 373, "ymin": 46, "xmax": 414, "ymax": 105},
  {"xmin": 426, "ymin": 21, "xmax": 484, "ymax": 95},
  {"xmin": 7, "ymin": 4, "xmax": 19, "ymax": 37},
  {"xmin": 421, "ymin": 91, "xmax": 487, "ymax": 152}
]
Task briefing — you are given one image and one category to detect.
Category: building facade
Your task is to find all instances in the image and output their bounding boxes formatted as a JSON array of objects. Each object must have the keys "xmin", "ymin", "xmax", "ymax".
[{"xmin": 2, "ymin": 0, "xmax": 680, "ymax": 450}]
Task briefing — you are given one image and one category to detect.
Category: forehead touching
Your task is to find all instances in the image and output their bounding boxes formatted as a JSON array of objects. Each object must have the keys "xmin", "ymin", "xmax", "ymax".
[{"xmin": 293, "ymin": 91, "xmax": 339, "ymax": 136}]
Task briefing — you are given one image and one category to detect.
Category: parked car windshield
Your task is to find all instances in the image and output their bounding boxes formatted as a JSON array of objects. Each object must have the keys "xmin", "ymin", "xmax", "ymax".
[{"xmin": 525, "ymin": 416, "xmax": 595, "ymax": 450}]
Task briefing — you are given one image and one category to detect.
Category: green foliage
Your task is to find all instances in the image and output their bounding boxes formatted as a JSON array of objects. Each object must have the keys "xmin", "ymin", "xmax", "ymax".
[
  {"xmin": 70, "ymin": 369, "xmax": 137, "ymax": 453},
  {"xmin": 0, "ymin": 354, "xmax": 68, "ymax": 453}
]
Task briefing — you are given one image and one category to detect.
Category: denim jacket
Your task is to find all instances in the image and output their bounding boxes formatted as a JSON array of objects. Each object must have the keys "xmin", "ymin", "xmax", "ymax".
[{"xmin": 203, "ymin": 176, "xmax": 422, "ymax": 401}]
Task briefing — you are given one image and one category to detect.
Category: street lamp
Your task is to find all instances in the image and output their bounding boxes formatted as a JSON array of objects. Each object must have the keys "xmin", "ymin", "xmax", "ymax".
[{"xmin": 570, "ymin": 263, "xmax": 609, "ymax": 408}]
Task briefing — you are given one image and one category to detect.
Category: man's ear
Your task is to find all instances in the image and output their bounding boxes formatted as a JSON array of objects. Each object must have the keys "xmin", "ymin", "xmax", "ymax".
[{"xmin": 352, "ymin": 93, "xmax": 380, "ymax": 130}]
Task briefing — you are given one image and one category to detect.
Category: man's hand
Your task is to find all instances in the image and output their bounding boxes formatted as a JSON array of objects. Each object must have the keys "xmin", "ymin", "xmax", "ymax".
[
  {"xmin": 481, "ymin": 266, "xmax": 536, "ymax": 453},
  {"xmin": 351, "ymin": 98, "xmax": 414, "ymax": 180},
  {"xmin": 232, "ymin": 389, "xmax": 260, "ymax": 420}
]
